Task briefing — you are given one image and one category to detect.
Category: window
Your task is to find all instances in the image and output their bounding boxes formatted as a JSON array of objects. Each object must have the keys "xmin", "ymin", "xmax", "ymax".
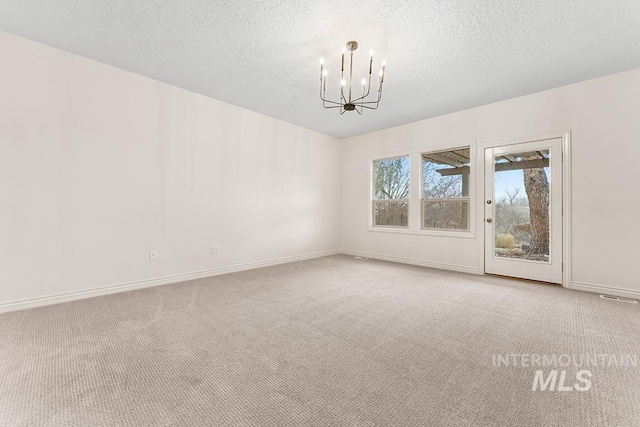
[
  {"xmin": 372, "ymin": 156, "xmax": 409, "ymax": 227},
  {"xmin": 422, "ymin": 148, "xmax": 470, "ymax": 231}
]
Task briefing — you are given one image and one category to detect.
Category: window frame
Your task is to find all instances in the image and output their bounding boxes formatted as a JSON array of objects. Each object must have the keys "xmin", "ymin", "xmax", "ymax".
[
  {"xmin": 367, "ymin": 145, "xmax": 475, "ymax": 238},
  {"xmin": 420, "ymin": 147, "xmax": 472, "ymax": 234},
  {"xmin": 370, "ymin": 154, "xmax": 410, "ymax": 229}
]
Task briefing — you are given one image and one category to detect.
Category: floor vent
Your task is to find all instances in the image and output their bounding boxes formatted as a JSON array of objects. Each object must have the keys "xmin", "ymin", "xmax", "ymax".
[
  {"xmin": 599, "ymin": 294, "xmax": 638, "ymax": 304},
  {"xmin": 353, "ymin": 256, "xmax": 369, "ymax": 260}
]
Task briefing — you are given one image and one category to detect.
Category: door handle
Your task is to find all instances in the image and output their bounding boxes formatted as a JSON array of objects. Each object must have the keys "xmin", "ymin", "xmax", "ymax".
[{"xmin": 486, "ymin": 218, "xmax": 492, "ymax": 223}]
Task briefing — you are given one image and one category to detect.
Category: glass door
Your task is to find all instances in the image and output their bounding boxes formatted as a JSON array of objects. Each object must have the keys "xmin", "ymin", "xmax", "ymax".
[{"xmin": 484, "ymin": 138, "xmax": 563, "ymax": 284}]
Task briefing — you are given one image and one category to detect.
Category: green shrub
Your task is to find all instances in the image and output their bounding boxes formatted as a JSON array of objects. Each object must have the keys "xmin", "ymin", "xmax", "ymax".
[{"xmin": 495, "ymin": 233, "xmax": 515, "ymax": 249}]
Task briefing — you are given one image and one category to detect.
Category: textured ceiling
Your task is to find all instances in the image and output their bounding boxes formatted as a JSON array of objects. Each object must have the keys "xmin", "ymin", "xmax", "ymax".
[{"xmin": 1, "ymin": 0, "xmax": 639, "ymax": 138}]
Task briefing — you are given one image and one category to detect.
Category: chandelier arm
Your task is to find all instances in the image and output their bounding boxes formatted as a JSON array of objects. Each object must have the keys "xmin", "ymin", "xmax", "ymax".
[
  {"xmin": 351, "ymin": 86, "xmax": 370, "ymax": 103},
  {"xmin": 350, "ymin": 92, "xmax": 371, "ymax": 104},
  {"xmin": 320, "ymin": 77, "xmax": 340, "ymax": 108},
  {"xmin": 371, "ymin": 85, "xmax": 383, "ymax": 104},
  {"xmin": 320, "ymin": 97, "xmax": 346, "ymax": 106},
  {"xmin": 340, "ymin": 47, "xmax": 347, "ymax": 105},
  {"xmin": 348, "ymin": 50, "xmax": 354, "ymax": 103},
  {"xmin": 365, "ymin": 73, "xmax": 373, "ymax": 98},
  {"xmin": 340, "ymin": 88, "xmax": 347, "ymax": 104},
  {"xmin": 361, "ymin": 98, "xmax": 381, "ymax": 108},
  {"xmin": 362, "ymin": 98, "xmax": 382, "ymax": 109},
  {"xmin": 320, "ymin": 83, "xmax": 347, "ymax": 106},
  {"xmin": 350, "ymin": 73, "xmax": 376, "ymax": 104}
]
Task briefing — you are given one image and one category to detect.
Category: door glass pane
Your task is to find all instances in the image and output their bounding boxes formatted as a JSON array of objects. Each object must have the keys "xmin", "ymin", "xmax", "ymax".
[{"xmin": 494, "ymin": 149, "xmax": 550, "ymax": 262}]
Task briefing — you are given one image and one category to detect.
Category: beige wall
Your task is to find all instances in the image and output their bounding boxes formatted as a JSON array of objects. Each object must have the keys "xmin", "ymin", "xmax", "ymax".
[
  {"xmin": 341, "ymin": 68, "xmax": 640, "ymax": 298},
  {"xmin": 0, "ymin": 32, "xmax": 341, "ymax": 309}
]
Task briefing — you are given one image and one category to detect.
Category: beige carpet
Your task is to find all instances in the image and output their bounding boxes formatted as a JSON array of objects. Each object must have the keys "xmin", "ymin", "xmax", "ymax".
[{"xmin": 1, "ymin": 255, "xmax": 639, "ymax": 426}]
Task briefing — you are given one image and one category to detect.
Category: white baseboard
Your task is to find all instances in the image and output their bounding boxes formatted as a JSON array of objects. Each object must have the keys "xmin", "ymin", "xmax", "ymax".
[
  {"xmin": 11, "ymin": 250, "xmax": 634, "ymax": 314},
  {"xmin": 569, "ymin": 281, "xmax": 640, "ymax": 300},
  {"xmin": 340, "ymin": 249, "xmax": 481, "ymax": 275},
  {"xmin": 0, "ymin": 249, "xmax": 340, "ymax": 314}
]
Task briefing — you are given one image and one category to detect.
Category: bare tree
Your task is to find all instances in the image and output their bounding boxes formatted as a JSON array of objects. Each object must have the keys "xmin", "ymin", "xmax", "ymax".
[
  {"xmin": 420, "ymin": 161, "xmax": 469, "ymax": 229},
  {"xmin": 374, "ymin": 158, "xmax": 409, "ymax": 226},
  {"xmin": 375, "ymin": 158, "xmax": 409, "ymax": 200},
  {"xmin": 504, "ymin": 186, "xmax": 521, "ymax": 206},
  {"xmin": 422, "ymin": 162, "xmax": 461, "ymax": 198}
]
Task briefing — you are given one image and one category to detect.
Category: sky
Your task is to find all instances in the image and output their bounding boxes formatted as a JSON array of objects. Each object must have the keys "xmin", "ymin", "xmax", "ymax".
[{"xmin": 494, "ymin": 168, "xmax": 551, "ymax": 203}]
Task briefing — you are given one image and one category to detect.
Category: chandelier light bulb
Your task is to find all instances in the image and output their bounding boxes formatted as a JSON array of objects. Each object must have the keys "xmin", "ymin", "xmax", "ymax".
[
  {"xmin": 341, "ymin": 46, "xmax": 346, "ymax": 54},
  {"xmin": 369, "ymin": 49, "xmax": 374, "ymax": 57},
  {"xmin": 340, "ymin": 79, "xmax": 346, "ymax": 87},
  {"xmin": 320, "ymin": 58, "xmax": 324, "ymax": 65},
  {"xmin": 361, "ymin": 78, "xmax": 366, "ymax": 86},
  {"xmin": 323, "ymin": 69, "xmax": 328, "ymax": 77},
  {"xmin": 382, "ymin": 59, "xmax": 386, "ymax": 66}
]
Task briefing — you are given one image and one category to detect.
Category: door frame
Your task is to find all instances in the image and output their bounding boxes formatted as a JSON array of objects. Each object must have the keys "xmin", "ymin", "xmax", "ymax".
[{"xmin": 476, "ymin": 132, "xmax": 572, "ymax": 287}]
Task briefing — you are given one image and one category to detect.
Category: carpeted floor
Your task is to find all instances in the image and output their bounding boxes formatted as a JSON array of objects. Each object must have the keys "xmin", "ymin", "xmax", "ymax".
[{"xmin": 1, "ymin": 255, "xmax": 639, "ymax": 426}]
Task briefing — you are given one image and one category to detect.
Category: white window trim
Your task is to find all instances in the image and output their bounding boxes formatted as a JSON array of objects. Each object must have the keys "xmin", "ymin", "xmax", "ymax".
[{"xmin": 367, "ymin": 226, "xmax": 477, "ymax": 239}]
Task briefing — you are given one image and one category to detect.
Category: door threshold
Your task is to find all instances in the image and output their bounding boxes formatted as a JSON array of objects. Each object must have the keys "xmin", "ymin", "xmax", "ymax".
[{"xmin": 485, "ymin": 273, "xmax": 561, "ymax": 287}]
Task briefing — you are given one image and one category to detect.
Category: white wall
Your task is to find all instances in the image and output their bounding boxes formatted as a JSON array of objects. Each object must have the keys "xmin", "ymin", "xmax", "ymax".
[
  {"xmin": 341, "ymin": 68, "xmax": 640, "ymax": 297},
  {"xmin": 2, "ymin": 31, "xmax": 639, "ymax": 310},
  {"xmin": 0, "ymin": 32, "xmax": 341, "ymax": 309}
]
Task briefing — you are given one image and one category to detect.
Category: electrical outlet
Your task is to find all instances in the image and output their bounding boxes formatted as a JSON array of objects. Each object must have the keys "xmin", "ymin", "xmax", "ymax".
[
  {"xmin": 437, "ymin": 242, "xmax": 443, "ymax": 251},
  {"xmin": 149, "ymin": 250, "xmax": 158, "ymax": 260},
  {"xmin": 211, "ymin": 246, "xmax": 220, "ymax": 255}
]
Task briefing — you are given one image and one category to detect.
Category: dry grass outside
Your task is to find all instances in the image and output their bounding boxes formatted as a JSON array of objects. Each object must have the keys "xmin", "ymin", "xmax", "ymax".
[
  {"xmin": 495, "ymin": 247, "xmax": 524, "ymax": 256},
  {"xmin": 495, "ymin": 233, "xmax": 516, "ymax": 249}
]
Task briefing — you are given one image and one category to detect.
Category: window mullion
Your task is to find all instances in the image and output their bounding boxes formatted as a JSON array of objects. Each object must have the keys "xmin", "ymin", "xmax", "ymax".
[{"xmin": 408, "ymin": 152, "xmax": 422, "ymax": 231}]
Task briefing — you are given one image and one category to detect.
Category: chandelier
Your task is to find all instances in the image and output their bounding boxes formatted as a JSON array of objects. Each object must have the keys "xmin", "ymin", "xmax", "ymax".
[{"xmin": 319, "ymin": 41, "xmax": 386, "ymax": 114}]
